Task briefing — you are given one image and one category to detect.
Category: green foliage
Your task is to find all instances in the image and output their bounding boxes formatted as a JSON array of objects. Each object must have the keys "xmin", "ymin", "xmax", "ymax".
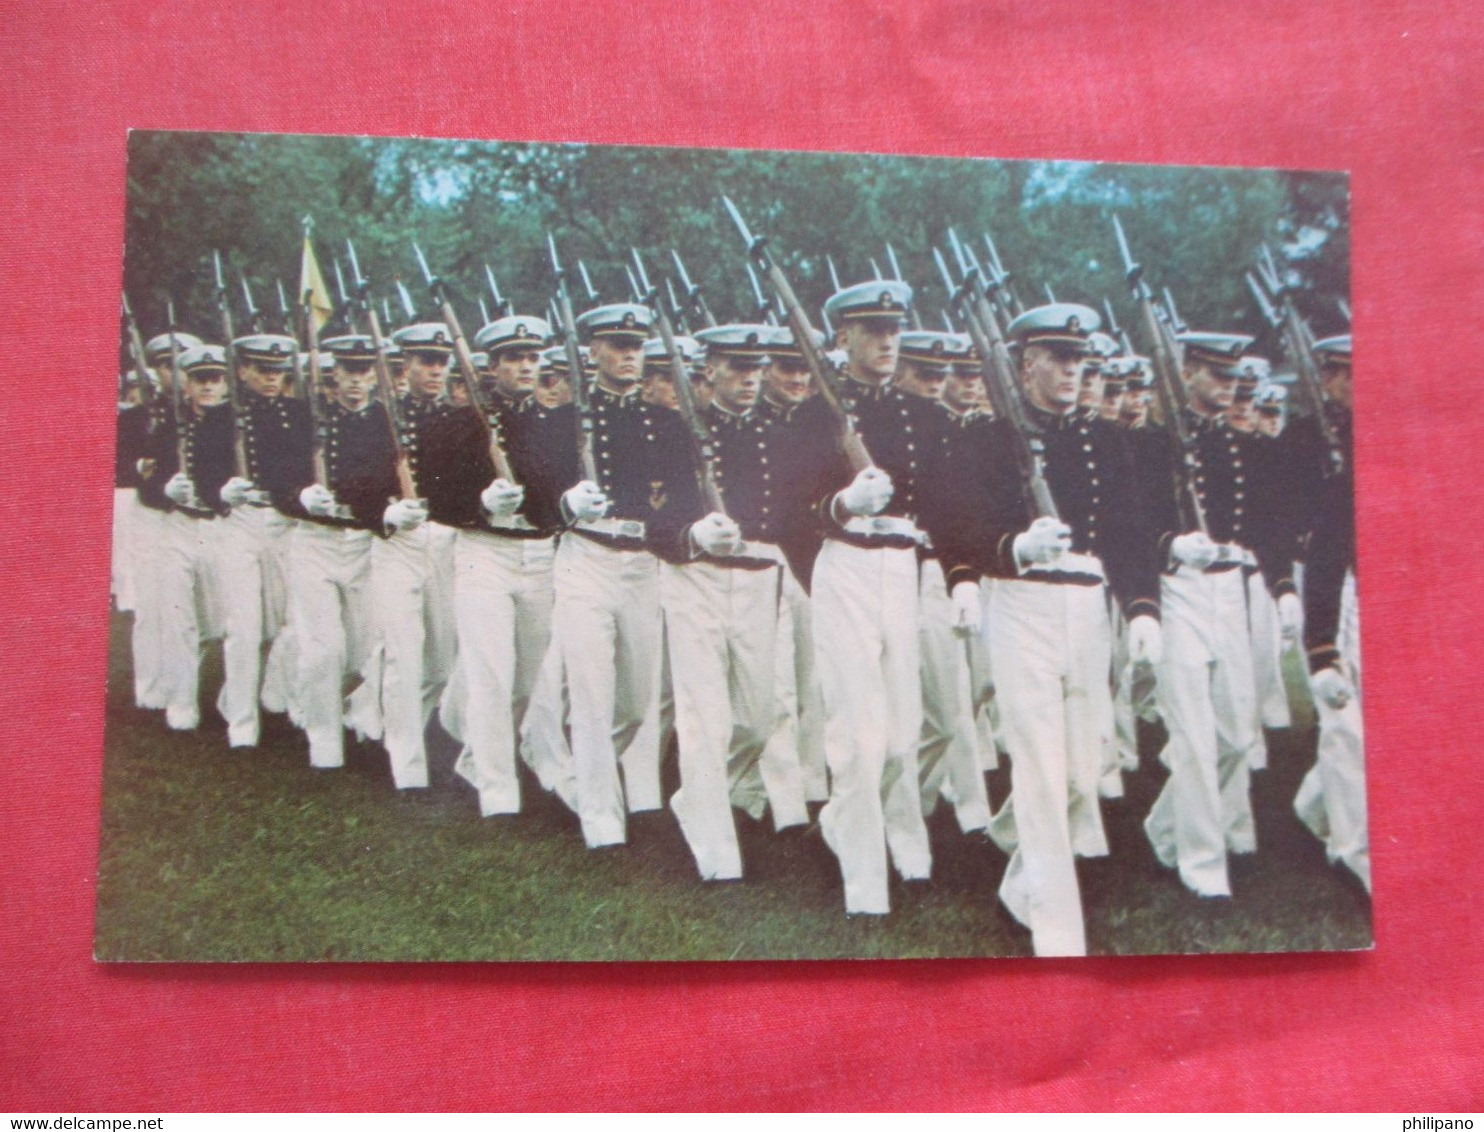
[{"xmin": 123, "ymin": 132, "xmax": 1349, "ymax": 361}]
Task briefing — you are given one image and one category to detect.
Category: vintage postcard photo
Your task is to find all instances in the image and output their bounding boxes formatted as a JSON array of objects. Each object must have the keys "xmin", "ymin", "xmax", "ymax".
[{"xmin": 98, "ymin": 130, "xmax": 1367, "ymax": 961}]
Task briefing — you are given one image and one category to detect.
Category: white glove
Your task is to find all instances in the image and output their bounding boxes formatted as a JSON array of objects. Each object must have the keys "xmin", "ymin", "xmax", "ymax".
[
  {"xmin": 1276, "ymin": 592, "xmax": 1303, "ymax": 644},
  {"xmin": 1171, "ymin": 532, "xmax": 1218, "ymax": 570},
  {"xmin": 1127, "ymin": 614, "xmax": 1163, "ymax": 667},
  {"xmin": 164, "ymin": 472, "xmax": 197, "ymax": 507},
  {"xmin": 1311, "ymin": 666, "xmax": 1354, "ymax": 709},
  {"xmin": 481, "ymin": 478, "xmax": 525, "ymax": 518},
  {"xmin": 299, "ymin": 483, "xmax": 336, "ymax": 518},
  {"xmin": 1013, "ymin": 516, "xmax": 1073, "ymax": 568},
  {"xmin": 950, "ymin": 581, "xmax": 981, "ymax": 638},
  {"xmin": 563, "ymin": 480, "xmax": 609, "ymax": 523},
  {"xmin": 835, "ymin": 467, "xmax": 894, "ymax": 518},
  {"xmin": 690, "ymin": 512, "xmax": 743, "ymax": 557},
  {"xmin": 135, "ymin": 457, "xmax": 156, "ymax": 479},
  {"xmin": 220, "ymin": 476, "xmax": 258, "ymax": 508},
  {"xmin": 383, "ymin": 498, "xmax": 428, "ymax": 533}
]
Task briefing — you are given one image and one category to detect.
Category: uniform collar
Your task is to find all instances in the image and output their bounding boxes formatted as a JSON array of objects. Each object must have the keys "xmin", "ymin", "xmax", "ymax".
[
  {"xmin": 707, "ymin": 400, "xmax": 752, "ymax": 427},
  {"xmin": 1184, "ymin": 407, "xmax": 1226, "ymax": 434},
  {"xmin": 1025, "ymin": 401, "xmax": 1081, "ymax": 432},
  {"xmin": 843, "ymin": 375, "xmax": 892, "ymax": 402},
  {"xmin": 591, "ymin": 383, "xmax": 642, "ymax": 408}
]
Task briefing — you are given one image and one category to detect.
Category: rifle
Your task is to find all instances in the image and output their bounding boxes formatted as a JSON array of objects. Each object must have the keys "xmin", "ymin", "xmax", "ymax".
[
  {"xmin": 632, "ymin": 249, "xmax": 725, "ymax": 515},
  {"xmin": 1249, "ymin": 253, "xmax": 1344, "ymax": 476},
  {"xmin": 886, "ymin": 243, "xmax": 923, "ymax": 330},
  {"xmin": 982, "ymin": 231, "xmax": 1023, "ymax": 318},
  {"xmin": 165, "ymin": 297, "xmax": 191, "ymax": 480},
  {"xmin": 346, "ymin": 240, "xmax": 416, "ymax": 500},
  {"xmin": 212, "ymin": 250, "xmax": 250, "ymax": 478},
  {"xmin": 1103, "ymin": 297, "xmax": 1135, "ymax": 357},
  {"xmin": 277, "ymin": 278, "xmax": 308, "ymax": 406},
  {"xmin": 934, "ymin": 243, "xmax": 1058, "ymax": 522},
  {"xmin": 744, "ymin": 263, "xmax": 778, "ymax": 327},
  {"xmin": 299, "ymin": 287, "xmax": 329, "ymax": 487},
  {"xmin": 485, "ymin": 264, "xmax": 511, "ymax": 318},
  {"xmin": 412, "ymin": 241, "xmax": 527, "ymax": 506},
  {"xmin": 672, "ymin": 251, "xmax": 718, "ymax": 329},
  {"xmin": 546, "ymin": 234, "xmax": 599, "ymax": 483},
  {"xmin": 120, "ymin": 293, "xmax": 154, "ymax": 406},
  {"xmin": 1112, "ymin": 216, "xmax": 1210, "ymax": 535},
  {"xmin": 721, "ymin": 195, "xmax": 871, "ymax": 473}
]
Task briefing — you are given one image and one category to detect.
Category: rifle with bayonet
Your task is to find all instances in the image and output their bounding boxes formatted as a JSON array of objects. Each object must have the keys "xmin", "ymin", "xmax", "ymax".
[
  {"xmin": 345, "ymin": 240, "xmax": 417, "ymax": 501},
  {"xmin": 212, "ymin": 250, "xmax": 251, "ymax": 478},
  {"xmin": 721, "ymin": 195, "xmax": 872, "ymax": 473},
  {"xmin": 485, "ymin": 265, "xmax": 511, "ymax": 319},
  {"xmin": 546, "ymin": 234, "xmax": 599, "ymax": 484},
  {"xmin": 165, "ymin": 296, "xmax": 192, "ymax": 482},
  {"xmin": 885, "ymin": 244, "xmax": 922, "ymax": 330},
  {"xmin": 632, "ymin": 249, "xmax": 725, "ymax": 515},
  {"xmin": 1248, "ymin": 250, "xmax": 1344, "ymax": 475},
  {"xmin": 412, "ymin": 241, "xmax": 526, "ymax": 506},
  {"xmin": 121, "ymin": 293, "xmax": 155, "ymax": 406},
  {"xmin": 1103, "ymin": 298, "xmax": 1135, "ymax": 357},
  {"xmin": 672, "ymin": 252, "xmax": 718, "ymax": 330},
  {"xmin": 1112, "ymin": 215, "xmax": 1209, "ymax": 535},
  {"xmin": 277, "ymin": 277, "xmax": 309, "ymax": 410},
  {"xmin": 934, "ymin": 240, "xmax": 1059, "ymax": 521}
]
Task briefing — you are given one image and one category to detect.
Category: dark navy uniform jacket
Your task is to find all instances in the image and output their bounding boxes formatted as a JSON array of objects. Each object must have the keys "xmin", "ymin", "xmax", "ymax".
[
  {"xmin": 568, "ymin": 384, "xmax": 702, "ymax": 546},
  {"xmin": 1302, "ymin": 408, "xmax": 1355, "ymax": 674},
  {"xmin": 937, "ymin": 405, "xmax": 1162, "ymax": 621},
  {"xmin": 277, "ymin": 399, "xmax": 399, "ymax": 533},
  {"xmin": 417, "ymin": 393, "xmax": 580, "ymax": 535},
  {"xmin": 647, "ymin": 398, "xmax": 826, "ymax": 578},
  {"xmin": 137, "ymin": 404, "xmax": 232, "ymax": 518},
  {"xmin": 1142, "ymin": 409, "xmax": 1298, "ymax": 598},
  {"xmin": 115, "ymin": 404, "xmax": 153, "ymax": 489}
]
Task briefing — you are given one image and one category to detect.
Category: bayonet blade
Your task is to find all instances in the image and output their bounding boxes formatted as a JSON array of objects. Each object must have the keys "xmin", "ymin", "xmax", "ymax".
[
  {"xmin": 396, "ymin": 278, "xmax": 417, "ymax": 320},
  {"xmin": 886, "ymin": 243, "xmax": 903, "ymax": 282},
  {"xmin": 484, "ymin": 264, "xmax": 505, "ymax": 310},
  {"xmin": 826, "ymin": 255, "xmax": 842, "ymax": 292},
  {"xmin": 630, "ymin": 248, "xmax": 652, "ymax": 296},
  {"xmin": 720, "ymin": 195, "xmax": 755, "ymax": 249},
  {"xmin": 671, "ymin": 250, "xmax": 696, "ymax": 294},
  {"xmin": 1044, "ymin": 283, "xmax": 1057, "ymax": 304},
  {"xmin": 478, "ymin": 296, "xmax": 491, "ymax": 325},
  {"xmin": 345, "ymin": 239, "xmax": 364, "ymax": 289},
  {"xmin": 577, "ymin": 260, "xmax": 599, "ymax": 303},
  {"xmin": 411, "ymin": 241, "xmax": 434, "ymax": 286},
  {"xmin": 869, "ymin": 257, "xmax": 883, "ymax": 282},
  {"xmin": 212, "ymin": 249, "xmax": 226, "ymax": 293}
]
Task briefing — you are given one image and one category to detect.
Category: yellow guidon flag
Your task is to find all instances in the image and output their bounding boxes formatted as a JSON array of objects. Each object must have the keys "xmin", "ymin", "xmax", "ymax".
[{"xmin": 299, "ymin": 219, "xmax": 335, "ymax": 332}]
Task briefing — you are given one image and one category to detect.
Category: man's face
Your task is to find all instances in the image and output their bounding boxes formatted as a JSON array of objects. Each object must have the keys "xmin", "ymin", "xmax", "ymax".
[
  {"xmin": 151, "ymin": 363, "xmax": 176, "ymax": 397},
  {"xmin": 334, "ymin": 362, "xmax": 373, "ymax": 410},
  {"xmin": 1020, "ymin": 343, "xmax": 1085, "ymax": 415},
  {"xmin": 1184, "ymin": 360, "xmax": 1237, "ymax": 416},
  {"xmin": 709, "ymin": 355, "xmax": 763, "ymax": 414},
  {"xmin": 241, "ymin": 360, "xmax": 286, "ymax": 398},
  {"xmin": 388, "ymin": 362, "xmax": 409, "ymax": 397},
  {"xmin": 1226, "ymin": 395, "xmax": 1256, "ymax": 432},
  {"xmin": 896, "ymin": 361, "xmax": 947, "ymax": 401},
  {"xmin": 1099, "ymin": 383, "xmax": 1123, "ymax": 422},
  {"xmin": 1078, "ymin": 361, "xmax": 1106, "ymax": 411},
  {"xmin": 839, "ymin": 318, "xmax": 902, "ymax": 384},
  {"xmin": 766, "ymin": 357, "xmax": 811, "ymax": 405},
  {"xmin": 690, "ymin": 372, "xmax": 714, "ymax": 410},
  {"xmin": 1322, "ymin": 361, "xmax": 1353, "ymax": 411},
  {"xmin": 493, "ymin": 347, "xmax": 542, "ymax": 400},
  {"xmin": 448, "ymin": 378, "xmax": 470, "ymax": 407},
  {"xmin": 536, "ymin": 371, "xmax": 571, "ymax": 409},
  {"xmin": 189, "ymin": 372, "xmax": 226, "ymax": 411},
  {"xmin": 942, "ymin": 369, "xmax": 985, "ymax": 415},
  {"xmin": 405, "ymin": 350, "xmax": 448, "ymax": 400},
  {"xmin": 1256, "ymin": 408, "xmax": 1285, "ymax": 438},
  {"xmin": 1120, "ymin": 385, "xmax": 1151, "ymax": 428},
  {"xmin": 591, "ymin": 337, "xmax": 644, "ymax": 391},
  {"xmin": 641, "ymin": 369, "xmax": 678, "ymax": 410}
]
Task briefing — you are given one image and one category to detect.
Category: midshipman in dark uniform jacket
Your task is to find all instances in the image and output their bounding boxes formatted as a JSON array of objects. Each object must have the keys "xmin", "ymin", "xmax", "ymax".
[
  {"xmin": 644, "ymin": 323, "xmax": 814, "ymax": 880},
  {"xmin": 1141, "ymin": 332, "xmax": 1301, "ymax": 899},
  {"xmin": 1293, "ymin": 334, "xmax": 1369, "ymax": 893},
  {"xmin": 938, "ymin": 303, "xmax": 1162, "ymax": 957},
  {"xmin": 279, "ymin": 334, "xmax": 392, "ymax": 769},
  {"xmin": 137, "ymin": 344, "xmax": 233, "ymax": 734},
  {"xmin": 894, "ymin": 330, "xmax": 994, "ymax": 837},
  {"xmin": 538, "ymin": 302, "xmax": 701, "ymax": 850}
]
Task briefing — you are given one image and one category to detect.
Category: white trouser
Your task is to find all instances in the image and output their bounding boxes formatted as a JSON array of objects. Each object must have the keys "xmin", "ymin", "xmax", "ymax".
[
  {"xmin": 519, "ymin": 636, "xmax": 575, "ymax": 809},
  {"xmin": 150, "ymin": 510, "xmax": 223, "ymax": 729},
  {"xmin": 988, "ymin": 576, "xmax": 1112, "ymax": 957},
  {"xmin": 967, "ymin": 579, "xmax": 1002, "ymax": 772},
  {"xmin": 1145, "ymin": 565, "xmax": 1257, "ymax": 897},
  {"xmin": 441, "ymin": 530, "xmax": 555, "ymax": 816},
  {"xmin": 130, "ymin": 504, "xmax": 169, "ymax": 709},
  {"xmin": 551, "ymin": 533, "xmax": 663, "ymax": 847},
  {"xmin": 213, "ymin": 506, "xmax": 291, "ymax": 746},
  {"xmin": 1247, "ymin": 571, "xmax": 1293, "ymax": 752},
  {"xmin": 112, "ymin": 486, "xmax": 141, "ymax": 612},
  {"xmin": 916, "ymin": 558, "xmax": 993, "ymax": 832},
  {"xmin": 1107, "ymin": 603, "xmax": 1134, "ymax": 794},
  {"xmin": 762, "ymin": 568, "xmax": 828, "ymax": 803},
  {"xmin": 360, "ymin": 521, "xmax": 457, "ymax": 788},
  {"xmin": 1295, "ymin": 571, "xmax": 1369, "ymax": 892},
  {"xmin": 287, "ymin": 522, "xmax": 372, "ymax": 768},
  {"xmin": 661, "ymin": 558, "xmax": 805, "ymax": 879},
  {"xmin": 812, "ymin": 540, "xmax": 930, "ymax": 915}
]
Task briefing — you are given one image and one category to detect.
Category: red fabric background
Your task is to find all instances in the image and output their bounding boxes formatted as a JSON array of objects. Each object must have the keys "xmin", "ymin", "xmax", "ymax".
[{"xmin": 2, "ymin": 0, "xmax": 1481, "ymax": 1112}]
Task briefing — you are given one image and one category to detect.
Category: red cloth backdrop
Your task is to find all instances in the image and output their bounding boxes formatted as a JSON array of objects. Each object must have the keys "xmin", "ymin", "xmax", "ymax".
[{"xmin": 1, "ymin": 0, "xmax": 1480, "ymax": 1112}]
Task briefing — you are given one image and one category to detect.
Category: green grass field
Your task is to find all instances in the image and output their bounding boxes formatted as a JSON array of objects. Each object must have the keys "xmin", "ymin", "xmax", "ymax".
[{"xmin": 96, "ymin": 611, "xmax": 1372, "ymax": 962}]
